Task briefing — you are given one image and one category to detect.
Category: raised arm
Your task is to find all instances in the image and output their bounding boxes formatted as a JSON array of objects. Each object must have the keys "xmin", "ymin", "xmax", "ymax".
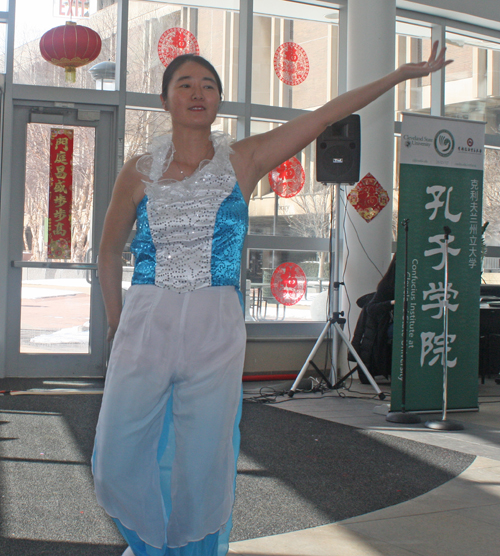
[
  {"xmin": 232, "ymin": 41, "xmax": 452, "ymax": 199},
  {"xmin": 98, "ymin": 157, "xmax": 144, "ymax": 341}
]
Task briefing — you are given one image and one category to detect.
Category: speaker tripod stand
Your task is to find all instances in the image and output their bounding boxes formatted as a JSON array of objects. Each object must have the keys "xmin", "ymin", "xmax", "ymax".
[
  {"xmin": 288, "ymin": 308, "xmax": 386, "ymax": 400},
  {"xmin": 288, "ymin": 178, "xmax": 385, "ymax": 400}
]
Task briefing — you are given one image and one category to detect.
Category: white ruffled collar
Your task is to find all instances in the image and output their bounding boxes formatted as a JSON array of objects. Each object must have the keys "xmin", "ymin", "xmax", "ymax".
[{"xmin": 136, "ymin": 131, "xmax": 234, "ymax": 190}]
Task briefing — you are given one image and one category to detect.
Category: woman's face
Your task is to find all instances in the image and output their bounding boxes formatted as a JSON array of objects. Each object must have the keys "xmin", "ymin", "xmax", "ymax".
[{"xmin": 161, "ymin": 61, "xmax": 221, "ymax": 130}]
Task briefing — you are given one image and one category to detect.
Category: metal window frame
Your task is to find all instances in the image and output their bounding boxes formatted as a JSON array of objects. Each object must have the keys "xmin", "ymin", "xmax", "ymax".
[{"xmin": 2, "ymin": 0, "xmax": 500, "ymax": 348}]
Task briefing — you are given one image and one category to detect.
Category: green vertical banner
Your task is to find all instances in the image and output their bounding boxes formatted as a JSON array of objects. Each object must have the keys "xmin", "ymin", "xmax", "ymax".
[{"xmin": 391, "ymin": 114, "xmax": 485, "ymax": 412}]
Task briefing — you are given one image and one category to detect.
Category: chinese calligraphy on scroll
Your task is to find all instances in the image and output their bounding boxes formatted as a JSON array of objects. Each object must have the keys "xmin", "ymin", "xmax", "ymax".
[{"xmin": 48, "ymin": 128, "xmax": 73, "ymax": 259}]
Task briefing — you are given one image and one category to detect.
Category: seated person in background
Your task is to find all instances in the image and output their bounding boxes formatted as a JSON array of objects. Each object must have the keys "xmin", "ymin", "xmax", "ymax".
[{"xmin": 349, "ymin": 256, "xmax": 396, "ymax": 384}]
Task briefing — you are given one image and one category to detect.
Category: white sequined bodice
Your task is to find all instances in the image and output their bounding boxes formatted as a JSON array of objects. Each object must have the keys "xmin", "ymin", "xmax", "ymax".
[{"xmin": 133, "ymin": 132, "xmax": 248, "ymax": 292}]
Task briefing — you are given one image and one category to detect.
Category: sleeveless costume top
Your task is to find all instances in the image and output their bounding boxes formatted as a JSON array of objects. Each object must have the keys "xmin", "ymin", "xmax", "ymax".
[{"xmin": 131, "ymin": 131, "xmax": 248, "ymax": 294}]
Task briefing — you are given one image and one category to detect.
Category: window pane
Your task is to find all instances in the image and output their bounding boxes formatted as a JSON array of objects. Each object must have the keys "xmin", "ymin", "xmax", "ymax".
[
  {"xmin": 128, "ymin": 0, "xmax": 239, "ymax": 101},
  {"xmin": 20, "ymin": 269, "xmax": 91, "ymax": 353},
  {"xmin": 395, "ymin": 21, "xmax": 432, "ymax": 121},
  {"xmin": 0, "ymin": 23, "xmax": 6, "ymax": 74},
  {"xmin": 14, "ymin": 0, "xmax": 117, "ymax": 88},
  {"xmin": 124, "ymin": 108, "xmax": 237, "ymax": 159},
  {"xmin": 21, "ymin": 122, "xmax": 96, "ymax": 354},
  {"xmin": 479, "ymin": 148, "xmax": 500, "ymax": 286},
  {"xmin": 483, "ymin": 148, "xmax": 500, "ymax": 247},
  {"xmin": 245, "ymin": 249, "xmax": 330, "ymax": 322},
  {"xmin": 392, "ymin": 135, "xmax": 400, "ymax": 241},
  {"xmin": 445, "ymin": 31, "xmax": 500, "ymax": 135},
  {"xmin": 125, "ymin": 108, "xmax": 173, "ymax": 160},
  {"xmin": 249, "ymin": 120, "xmax": 332, "ymax": 238},
  {"xmin": 252, "ymin": 0, "xmax": 338, "ymax": 109}
]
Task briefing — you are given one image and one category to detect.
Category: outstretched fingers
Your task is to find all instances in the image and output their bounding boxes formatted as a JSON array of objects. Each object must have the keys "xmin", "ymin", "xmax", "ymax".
[{"xmin": 427, "ymin": 40, "xmax": 453, "ymax": 73}]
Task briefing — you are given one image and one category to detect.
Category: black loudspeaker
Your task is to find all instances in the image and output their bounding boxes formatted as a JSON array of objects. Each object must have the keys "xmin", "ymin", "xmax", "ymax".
[{"xmin": 316, "ymin": 114, "xmax": 361, "ymax": 184}]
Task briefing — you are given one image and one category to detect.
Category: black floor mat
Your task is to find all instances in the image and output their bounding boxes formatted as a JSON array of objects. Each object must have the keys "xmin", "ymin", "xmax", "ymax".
[
  {"xmin": 231, "ymin": 402, "xmax": 475, "ymax": 541},
  {"xmin": 0, "ymin": 385, "xmax": 475, "ymax": 553}
]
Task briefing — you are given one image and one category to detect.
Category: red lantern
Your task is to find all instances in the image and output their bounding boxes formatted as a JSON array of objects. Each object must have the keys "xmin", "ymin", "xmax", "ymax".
[{"xmin": 39, "ymin": 21, "xmax": 102, "ymax": 83}]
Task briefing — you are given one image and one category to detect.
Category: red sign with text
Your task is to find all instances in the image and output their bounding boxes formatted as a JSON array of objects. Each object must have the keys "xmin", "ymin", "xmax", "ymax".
[
  {"xmin": 158, "ymin": 28, "xmax": 200, "ymax": 67},
  {"xmin": 268, "ymin": 157, "xmax": 305, "ymax": 198},
  {"xmin": 271, "ymin": 263, "xmax": 307, "ymax": 306},
  {"xmin": 48, "ymin": 128, "xmax": 73, "ymax": 259},
  {"xmin": 273, "ymin": 42, "xmax": 310, "ymax": 86},
  {"xmin": 56, "ymin": 0, "xmax": 89, "ymax": 18},
  {"xmin": 347, "ymin": 172, "xmax": 389, "ymax": 223}
]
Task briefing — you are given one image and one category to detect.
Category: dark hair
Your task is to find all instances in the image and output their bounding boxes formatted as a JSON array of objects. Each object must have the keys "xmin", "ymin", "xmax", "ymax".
[
  {"xmin": 373, "ymin": 254, "xmax": 396, "ymax": 302},
  {"xmin": 161, "ymin": 54, "xmax": 223, "ymax": 101}
]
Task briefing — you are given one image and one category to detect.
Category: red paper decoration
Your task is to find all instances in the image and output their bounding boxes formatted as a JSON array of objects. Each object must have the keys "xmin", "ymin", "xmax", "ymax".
[
  {"xmin": 268, "ymin": 157, "xmax": 305, "ymax": 198},
  {"xmin": 274, "ymin": 42, "xmax": 310, "ymax": 86},
  {"xmin": 40, "ymin": 21, "xmax": 102, "ymax": 83},
  {"xmin": 271, "ymin": 263, "xmax": 307, "ymax": 306},
  {"xmin": 347, "ymin": 173, "xmax": 390, "ymax": 223},
  {"xmin": 48, "ymin": 129, "xmax": 73, "ymax": 259},
  {"xmin": 158, "ymin": 28, "xmax": 200, "ymax": 67}
]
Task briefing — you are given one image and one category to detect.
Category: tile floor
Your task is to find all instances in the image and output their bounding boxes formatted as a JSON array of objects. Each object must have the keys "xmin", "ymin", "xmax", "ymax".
[{"xmin": 230, "ymin": 378, "xmax": 500, "ymax": 556}]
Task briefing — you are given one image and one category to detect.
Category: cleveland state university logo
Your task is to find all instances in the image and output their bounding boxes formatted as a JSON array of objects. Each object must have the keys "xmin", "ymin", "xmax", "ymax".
[{"xmin": 434, "ymin": 129, "xmax": 455, "ymax": 157}]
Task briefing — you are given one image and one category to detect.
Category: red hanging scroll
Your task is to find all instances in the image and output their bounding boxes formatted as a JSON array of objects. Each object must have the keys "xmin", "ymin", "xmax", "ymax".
[
  {"xmin": 273, "ymin": 42, "xmax": 310, "ymax": 86},
  {"xmin": 346, "ymin": 172, "xmax": 390, "ymax": 223},
  {"xmin": 158, "ymin": 27, "xmax": 200, "ymax": 67},
  {"xmin": 271, "ymin": 263, "xmax": 307, "ymax": 306},
  {"xmin": 48, "ymin": 128, "xmax": 73, "ymax": 259},
  {"xmin": 268, "ymin": 157, "xmax": 305, "ymax": 198}
]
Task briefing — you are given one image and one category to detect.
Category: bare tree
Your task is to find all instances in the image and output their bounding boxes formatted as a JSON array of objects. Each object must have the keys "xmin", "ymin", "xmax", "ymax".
[
  {"xmin": 279, "ymin": 179, "xmax": 332, "ymax": 278},
  {"xmin": 280, "ymin": 187, "xmax": 332, "ymax": 239},
  {"xmin": 483, "ymin": 148, "xmax": 500, "ymax": 246}
]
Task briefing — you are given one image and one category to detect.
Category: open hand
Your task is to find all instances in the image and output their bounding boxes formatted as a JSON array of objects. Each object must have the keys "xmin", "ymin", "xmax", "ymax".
[{"xmin": 399, "ymin": 40, "xmax": 453, "ymax": 80}]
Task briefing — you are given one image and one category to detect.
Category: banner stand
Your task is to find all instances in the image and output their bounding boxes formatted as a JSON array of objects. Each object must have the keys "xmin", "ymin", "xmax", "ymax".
[{"xmin": 391, "ymin": 113, "xmax": 484, "ymax": 414}]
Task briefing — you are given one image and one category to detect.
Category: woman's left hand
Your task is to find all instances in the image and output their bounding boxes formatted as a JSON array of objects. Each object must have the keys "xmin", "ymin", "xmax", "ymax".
[{"xmin": 398, "ymin": 40, "xmax": 453, "ymax": 80}]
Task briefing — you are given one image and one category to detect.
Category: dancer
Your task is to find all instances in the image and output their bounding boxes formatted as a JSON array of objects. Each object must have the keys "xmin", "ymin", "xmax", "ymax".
[{"xmin": 93, "ymin": 43, "xmax": 451, "ymax": 556}]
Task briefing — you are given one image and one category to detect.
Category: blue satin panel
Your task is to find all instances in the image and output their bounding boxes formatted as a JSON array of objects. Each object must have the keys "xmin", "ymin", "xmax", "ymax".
[
  {"xmin": 131, "ymin": 196, "xmax": 156, "ymax": 285},
  {"xmin": 210, "ymin": 183, "xmax": 248, "ymax": 288}
]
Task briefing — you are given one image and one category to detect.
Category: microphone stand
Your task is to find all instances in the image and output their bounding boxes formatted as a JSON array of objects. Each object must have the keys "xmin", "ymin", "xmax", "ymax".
[
  {"xmin": 386, "ymin": 219, "xmax": 421, "ymax": 423},
  {"xmin": 425, "ymin": 226, "xmax": 464, "ymax": 431}
]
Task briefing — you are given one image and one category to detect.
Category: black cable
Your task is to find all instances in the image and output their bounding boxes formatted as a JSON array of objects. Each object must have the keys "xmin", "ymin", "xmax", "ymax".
[
  {"xmin": 245, "ymin": 383, "xmax": 500, "ymax": 407},
  {"xmin": 340, "ymin": 193, "xmax": 384, "ymax": 279},
  {"xmin": 243, "ymin": 385, "xmax": 332, "ymax": 404},
  {"xmin": 340, "ymin": 190, "xmax": 357, "ymax": 384},
  {"xmin": 244, "ymin": 387, "xmax": 390, "ymax": 404}
]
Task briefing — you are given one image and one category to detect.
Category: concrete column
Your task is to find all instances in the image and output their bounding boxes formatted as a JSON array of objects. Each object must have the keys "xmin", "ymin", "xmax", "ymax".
[{"xmin": 341, "ymin": 0, "xmax": 397, "ymax": 349}]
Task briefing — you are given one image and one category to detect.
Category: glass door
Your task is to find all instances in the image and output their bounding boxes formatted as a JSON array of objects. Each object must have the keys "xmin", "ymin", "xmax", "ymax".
[{"xmin": 2, "ymin": 104, "xmax": 114, "ymax": 377}]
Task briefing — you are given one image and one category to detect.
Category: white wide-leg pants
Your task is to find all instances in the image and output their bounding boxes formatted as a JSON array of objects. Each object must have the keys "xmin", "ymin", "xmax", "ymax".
[{"xmin": 93, "ymin": 285, "xmax": 246, "ymax": 551}]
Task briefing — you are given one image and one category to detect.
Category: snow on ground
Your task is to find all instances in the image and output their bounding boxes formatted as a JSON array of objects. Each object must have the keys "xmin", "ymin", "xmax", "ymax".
[
  {"xmin": 22, "ymin": 288, "xmax": 80, "ymax": 299},
  {"xmin": 30, "ymin": 322, "xmax": 90, "ymax": 345},
  {"xmin": 21, "ymin": 279, "xmax": 131, "ymax": 299}
]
